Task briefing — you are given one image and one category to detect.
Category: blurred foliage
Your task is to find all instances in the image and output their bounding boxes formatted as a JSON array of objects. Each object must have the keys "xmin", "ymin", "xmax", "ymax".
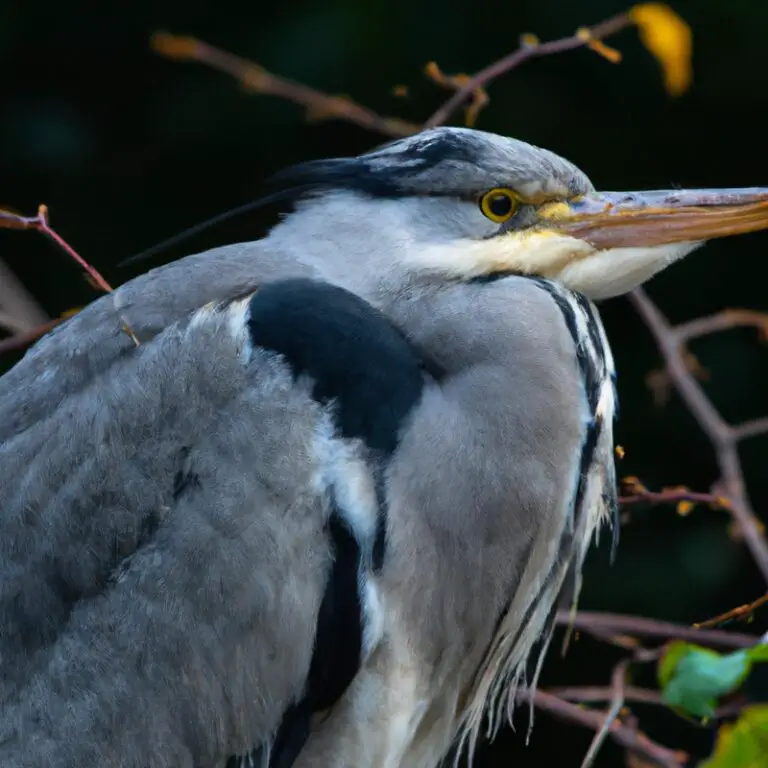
[
  {"xmin": 3, "ymin": 0, "xmax": 768, "ymax": 765},
  {"xmin": 700, "ymin": 706, "xmax": 768, "ymax": 768},
  {"xmin": 659, "ymin": 641, "xmax": 768, "ymax": 718}
]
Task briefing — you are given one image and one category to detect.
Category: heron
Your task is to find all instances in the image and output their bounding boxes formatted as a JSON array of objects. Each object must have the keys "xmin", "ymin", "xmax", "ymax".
[{"xmin": 1, "ymin": 126, "xmax": 767, "ymax": 768}]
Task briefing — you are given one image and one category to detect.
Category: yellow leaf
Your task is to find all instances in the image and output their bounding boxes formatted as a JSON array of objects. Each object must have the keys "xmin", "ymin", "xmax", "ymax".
[
  {"xmin": 677, "ymin": 500, "xmax": 694, "ymax": 516},
  {"xmin": 630, "ymin": 3, "xmax": 693, "ymax": 97},
  {"xmin": 150, "ymin": 32, "xmax": 199, "ymax": 61}
]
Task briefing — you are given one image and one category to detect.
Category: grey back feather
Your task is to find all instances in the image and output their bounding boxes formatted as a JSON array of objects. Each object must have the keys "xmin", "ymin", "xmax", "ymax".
[{"xmin": 0, "ymin": 295, "xmax": 337, "ymax": 766}]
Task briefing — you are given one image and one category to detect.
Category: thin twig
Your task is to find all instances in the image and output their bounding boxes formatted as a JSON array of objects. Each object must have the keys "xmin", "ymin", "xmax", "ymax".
[
  {"xmin": 732, "ymin": 417, "xmax": 768, "ymax": 442},
  {"xmin": 619, "ymin": 489, "xmax": 730, "ymax": 510},
  {"xmin": 423, "ymin": 12, "xmax": 633, "ymax": 128},
  {"xmin": 151, "ymin": 33, "xmax": 421, "ymax": 138},
  {"xmin": 675, "ymin": 309, "xmax": 768, "ymax": 344},
  {"xmin": 0, "ymin": 309, "xmax": 37, "ymax": 336},
  {"xmin": 557, "ymin": 610, "xmax": 760, "ymax": 648},
  {"xmin": 0, "ymin": 206, "xmax": 114, "ymax": 293},
  {"xmin": 629, "ymin": 288, "xmax": 768, "ymax": 584},
  {"xmin": 153, "ymin": 12, "xmax": 634, "ymax": 138},
  {"xmin": 0, "ymin": 205, "xmax": 140, "ymax": 348},
  {"xmin": 524, "ymin": 690, "xmax": 685, "ymax": 768},
  {"xmin": 0, "ymin": 259, "xmax": 48, "ymax": 333},
  {"xmin": 580, "ymin": 660, "xmax": 630, "ymax": 768},
  {"xmin": 693, "ymin": 592, "xmax": 768, "ymax": 629},
  {"xmin": 549, "ymin": 685, "xmax": 663, "ymax": 706},
  {"xmin": 423, "ymin": 62, "xmax": 489, "ymax": 128},
  {"xmin": 549, "ymin": 685, "xmax": 748, "ymax": 719},
  {"xmin": 0, "ymin": 318, "xmax": 64, "ymax": 355}
]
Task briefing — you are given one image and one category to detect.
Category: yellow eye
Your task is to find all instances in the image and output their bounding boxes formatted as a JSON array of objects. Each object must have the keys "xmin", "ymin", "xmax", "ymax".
[{"xmin": 479, "ymin": 188, "xmax": 520, "ymax": 223}]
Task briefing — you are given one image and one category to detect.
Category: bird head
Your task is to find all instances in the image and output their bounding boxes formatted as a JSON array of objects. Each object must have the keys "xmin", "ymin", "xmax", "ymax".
[{"xmin": 264, "ymin": 127, "xmax": 768, "ymax": 300}]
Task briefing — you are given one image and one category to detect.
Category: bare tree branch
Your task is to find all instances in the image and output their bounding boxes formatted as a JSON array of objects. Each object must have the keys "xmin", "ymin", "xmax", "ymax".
[
  {"xmin": 629, "ymin": 288, "xmax": 768, "ymax": 584},
  {"xmin": 0, "ymin": 318, "xmax": 64, "ymax": 354},
  {"xmin": 619, "ymin": 487, "xmax": 730, "ymax": 511},
  {"xmin": 580, "ymin": 659, "xmax": 631, "ymax": 768},
  {"xmin": 0, "ymin": 258, "xmax": 48, "ymax": 334},
  {"xmin": 693, "ymin": 592, "xmax": 768, "ymax": 629},
  {"xmin": 152, "ymin": 11, "xmax": 635, "ymax": 137},
  {"xmin": 676, "ymin": 308, "xmax": 768, "ymax": 344},
  {"xmin": 151, "ymin": 33, "xmax": 421, "ymax": 138},
  {"xmin": 557, "ymin": 610, "xmax": 760, "ymax": 648},
  {"xmin": 423, "ymin": 12, "xmax": 633, "ymax": 129},
  {"xmin": 0, "ymin": 205, "xmax": 140, "ymax": 347},
  {"xmin": 522, "ymin": 689, "xmax": 686, "ymax": 768}
]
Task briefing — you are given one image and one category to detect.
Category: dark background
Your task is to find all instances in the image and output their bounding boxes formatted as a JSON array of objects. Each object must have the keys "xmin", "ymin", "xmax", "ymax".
[{"xmin": 2, "ymin": 0, "xmax": 768, "ymax": 765}]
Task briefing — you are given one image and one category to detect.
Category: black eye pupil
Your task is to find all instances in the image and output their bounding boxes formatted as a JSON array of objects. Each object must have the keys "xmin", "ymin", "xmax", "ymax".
[{"xmin": 489, "ymin": 194, "xmax": 513, "ymax": 217}]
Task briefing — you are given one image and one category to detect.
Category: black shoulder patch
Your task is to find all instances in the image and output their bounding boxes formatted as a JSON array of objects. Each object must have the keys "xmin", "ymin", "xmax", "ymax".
[{"xmin": 247, "ymin": 278, "xmax": 426, "ymax": 457}]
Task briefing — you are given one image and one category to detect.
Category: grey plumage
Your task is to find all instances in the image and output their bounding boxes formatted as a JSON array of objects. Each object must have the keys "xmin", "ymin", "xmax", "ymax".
[{"xmin": 1, "ymin": 126, "xmax": 765, "ymax": 768}]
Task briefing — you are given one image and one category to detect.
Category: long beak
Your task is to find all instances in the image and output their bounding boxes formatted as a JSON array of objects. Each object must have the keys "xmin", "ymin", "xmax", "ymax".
[{"xmin": 541, "ymin": 188, "xmax": 768, "ymax": 248}]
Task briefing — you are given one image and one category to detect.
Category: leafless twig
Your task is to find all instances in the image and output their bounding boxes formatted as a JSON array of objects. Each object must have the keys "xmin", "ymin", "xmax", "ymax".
[
  {"xmin": 423, "ymin": 12, "xmax": 633, "ymax": 128},
  {"xmin": 580, "ymin": 659, "xmax": 631, "ymax": 768},
  {"xmin": 152, "ymin": 11, "xmax": 634, "ymax": 137},
  {"xmin": 0, "ymin": 318, "xmax": 64, "ymax": 354},
  {"xmin": 151, "ymin": 33, "xmax": 421, "ymax": 138},
  {"xmin": 548, "ymin": 685, "xmax": 749, "ymax": 719},
  {"xmin": 556, "ymin": 610, "xmax": 760, "ymax": 648},
  {"xmin": 629, "ymin": 288, "xmax": 768, "ymax": 584},
  {"xmin": 0, "ymin": 205, "xmax": 114, "ymax": 293},
  {"xmin": 0, "ymin": 259, "xmax": 48, "ymax": 335},
  {"xmin": 619, "ymin": 488, "xmax": 730, "ymax": 511},
  {"xmin": 522, "ymin": 690, "xmax": 686, "ymax": 768},
  {"xmin": 676, "ymin": 308, "xmax": 768, "ymax": 344},
  {"xmin": 693, "ymin": 592, "xmax": 768, "ymax": 629},
  {"xmin": 0, "ymin": 205, "xmax": 140, "ymax": 347}
]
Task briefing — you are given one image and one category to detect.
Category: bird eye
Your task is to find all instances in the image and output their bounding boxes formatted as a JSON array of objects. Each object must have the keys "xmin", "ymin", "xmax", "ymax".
[{"xmin": 479, "ymin": 188, "xmax": 520, "ymax": 223}]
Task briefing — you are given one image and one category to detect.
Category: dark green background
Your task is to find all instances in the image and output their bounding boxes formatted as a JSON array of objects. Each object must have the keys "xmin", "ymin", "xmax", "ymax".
[{"xmin": 2, "ymin": 0, "xmax": 768, "ymax": 764}]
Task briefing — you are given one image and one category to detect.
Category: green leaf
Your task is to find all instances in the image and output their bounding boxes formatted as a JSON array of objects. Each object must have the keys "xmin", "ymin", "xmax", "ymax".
[
  {"xmin": 699, "ymin": 705, "xmax": 768, "ymax": 768},
  {"xmin": 746, "ymin": 644, "xmax": 768, "ymax": 663},
  {"xmin": 659, "ymin": 642, "xmax": 753, "ymax": 718}
]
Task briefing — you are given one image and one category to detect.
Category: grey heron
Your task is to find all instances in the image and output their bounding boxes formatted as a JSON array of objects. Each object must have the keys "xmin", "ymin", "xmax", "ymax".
[{"xmin": 1, "ymin": 126, "xmax": 767, "ymax": 768}]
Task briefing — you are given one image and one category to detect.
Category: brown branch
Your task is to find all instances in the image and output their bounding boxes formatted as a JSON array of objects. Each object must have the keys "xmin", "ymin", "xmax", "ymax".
[
  {"xmin": 522, "ymin": 690, "xmax": 685, "ymax": 768},
  {"xmin": 151, "ymin": 33, "xmax": 421, "ymax": 138},
  {"xmin": 0, "ymin": 318, "xmax": 65, "ymax": 355},
  {"xmin": 693, "ymin": 592, "xmax": 768, "ymax": 629},
  {"xmin": 423, "ymin": 12, "xmax": 633, "ymax": 129},
  {"xmin": 153, "ymin": 11, "xmax": 634, "ymax": 139},
  {"xmin": 423, "ymin": 62, "xmax": 489, "ymax": 128},
  {"xmin": 580, "ymin": 659, "xmax": 630, "ymax": 768},
  {"xmin": 675, "ymin": 309, "xmax": 768, "ymax": 344},
  {"xmin": 0, "ymin": 205, "xmax": 140, "ymax": 348},
  {"xmin": 549, "ymin": 685, "xmax": 664, "ymax": 706},
  {"xmin": 619, "ymin": 488, "xmax": 730, "ymax": 511},
  {"xmin": 0, "ymin": 205, "xmax": 114, "ymax": 293},
  {"xmin": 0, "ymin": 259, "xmax": 49, "ymax": 334},
  {"xmin": 557, "ymin": 610, "xmax": 760, "ymax": 648},
  {"xmin": 549, "ymin": 686, "xmax": 748, "ymax": 721},
  {"xmin": 629, "ymin": 288, "xmax": 768, "ymax": 584}
]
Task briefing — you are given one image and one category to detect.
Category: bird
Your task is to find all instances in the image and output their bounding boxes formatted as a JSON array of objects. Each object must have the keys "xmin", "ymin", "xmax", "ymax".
[{"xmin": 1, "ymin": 126, "xmax": 767, "ymax": 768}]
